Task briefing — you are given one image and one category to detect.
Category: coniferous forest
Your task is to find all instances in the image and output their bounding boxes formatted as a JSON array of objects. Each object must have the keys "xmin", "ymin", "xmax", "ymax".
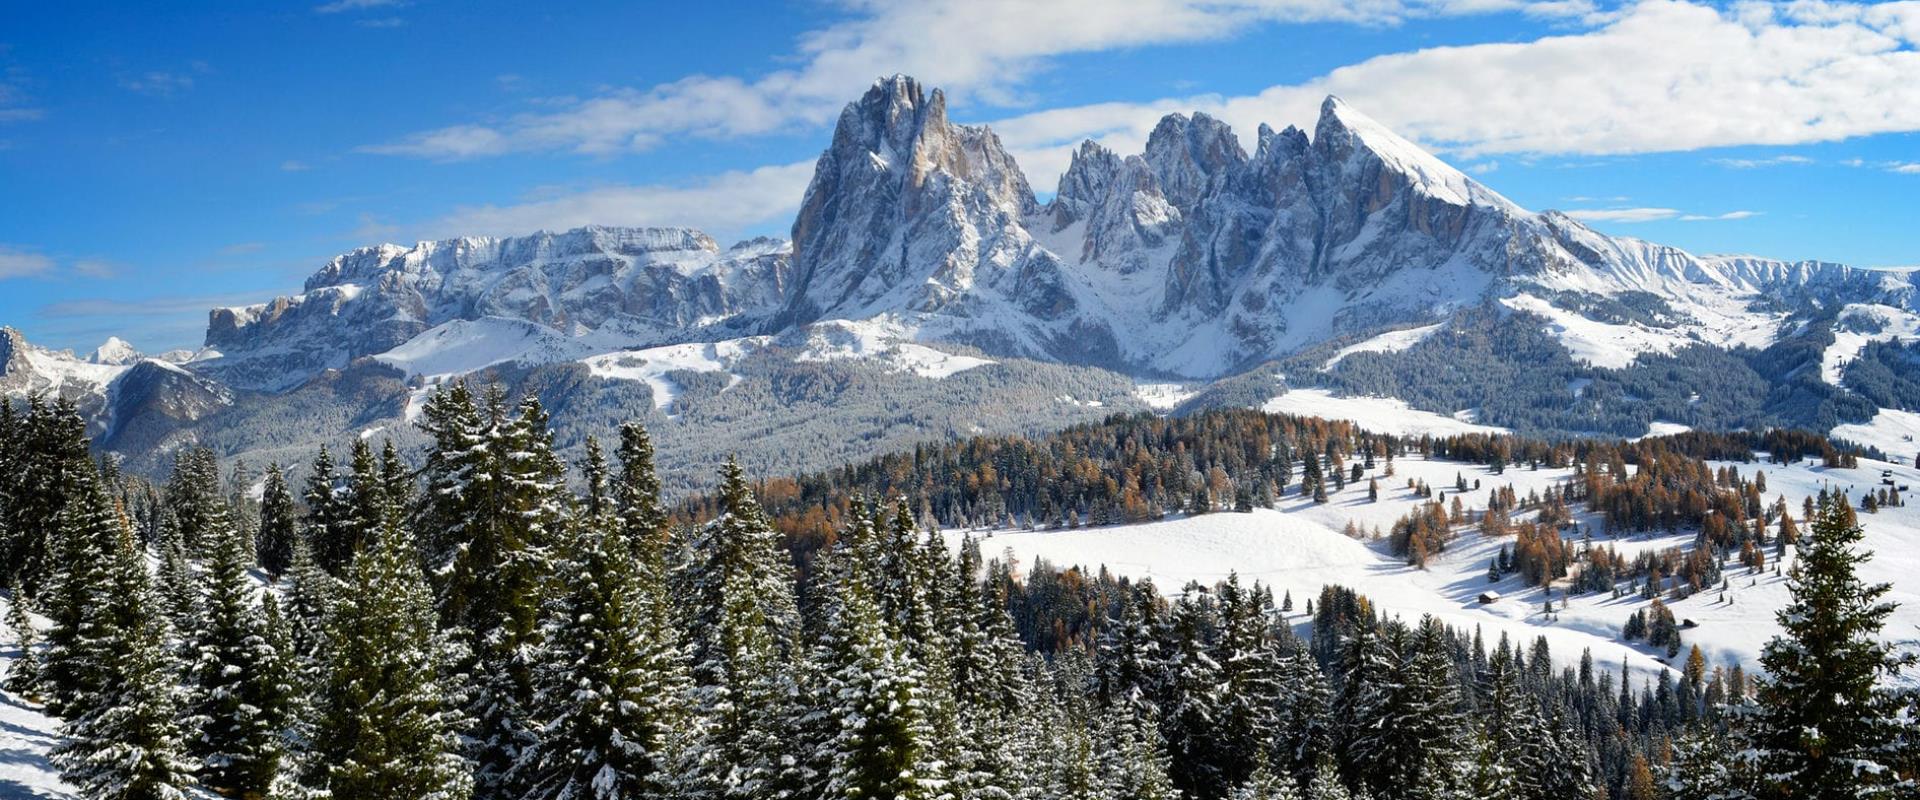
[{"xmin": 2, "ymin": 388, "xmax": 1917, "ymax": 800}]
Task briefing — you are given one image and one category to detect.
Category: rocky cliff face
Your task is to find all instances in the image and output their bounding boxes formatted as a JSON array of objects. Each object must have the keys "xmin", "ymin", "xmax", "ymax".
[
  {"xmin": 202, "ymin": 226, "xmax": 792, "ymax": 390},
  {"xmin": 778, "ymin": 75, "xmax": 1096, "ymax": 361}
]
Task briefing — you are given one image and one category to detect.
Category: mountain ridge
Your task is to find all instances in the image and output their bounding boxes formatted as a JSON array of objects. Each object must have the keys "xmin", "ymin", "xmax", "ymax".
[{"xmin": 6, "ymin": 74, "xmax": 1919, "ymax": 482}]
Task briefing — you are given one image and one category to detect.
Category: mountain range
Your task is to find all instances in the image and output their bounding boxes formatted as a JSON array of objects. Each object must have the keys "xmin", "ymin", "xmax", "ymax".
[{"xmin": 7, "ymin": 74, "xmax": 1918, "ymax": 486}]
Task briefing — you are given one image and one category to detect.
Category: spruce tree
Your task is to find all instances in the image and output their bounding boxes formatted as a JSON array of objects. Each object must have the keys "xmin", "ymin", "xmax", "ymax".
[
  {"xmin": 182, "ymin": 506, "xmax": 294, "ymax": 797},
  {"xmin": 257, "ymin": 462, "xmax": 298, "ymax": 576},
  {"xmin": 817, "ymin": 569, "xmax": 946, "ymax": 800},
  {"xmin": 4, "ymin": 591, "xmax": 42, "ymax": 698},
  {"xmin": 51, "ymin": 500, "xmax": 197, "ymax": 800},
  {"xmin": 302, "ymin": 444, "xmax": 349, "ymax": 575},
  {"xmin": 1744, "ymin": 494, "xmax": 1914, "ymax": 799},
  {"xmin": 38, "ymin": 474, "xmax": 126, "ymax": 716},
  {"xmin": 309, "ymin": 501, "xmax": 471, "ymax": 799},
  {"xmin": 1231, "ymin": 762, "xmax": 1302, "ymax": 800},
  {"xmin": 511, "ymin": 500, "xmax": 690, "ymax": 800}
]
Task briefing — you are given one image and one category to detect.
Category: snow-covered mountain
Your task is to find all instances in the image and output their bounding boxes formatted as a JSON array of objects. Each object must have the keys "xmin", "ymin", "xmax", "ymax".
[
  {"xmin": 11, "ymin": 74, "xmax": 1920, "ymax": 480},
  {"xmin": 199, "ymin": 226, "xmax": 792, "ymax": 391}
]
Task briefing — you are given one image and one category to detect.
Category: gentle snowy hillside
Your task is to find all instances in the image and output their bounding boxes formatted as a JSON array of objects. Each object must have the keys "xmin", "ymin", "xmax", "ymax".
[{"xmin": 950, "ymin": 451, "xmax": 1920, "ymax": 683}]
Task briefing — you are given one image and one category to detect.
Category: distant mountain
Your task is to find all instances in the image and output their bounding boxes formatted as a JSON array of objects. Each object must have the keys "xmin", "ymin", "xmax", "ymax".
[{"xmin": 7, "ymin": 74, "xmax": 1919, "ymax": 484}]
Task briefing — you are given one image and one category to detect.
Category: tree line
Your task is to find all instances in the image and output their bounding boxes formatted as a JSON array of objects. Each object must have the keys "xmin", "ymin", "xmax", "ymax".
[{"xmin": 0, "ymin": 391, "xmax": 1914, "ymax": 800}]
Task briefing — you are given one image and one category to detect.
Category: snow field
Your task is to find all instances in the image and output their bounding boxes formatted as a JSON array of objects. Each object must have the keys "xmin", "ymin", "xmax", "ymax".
[{"xmin": 948, "ymin": 452, "xmax": 1920, "ymax": 686}]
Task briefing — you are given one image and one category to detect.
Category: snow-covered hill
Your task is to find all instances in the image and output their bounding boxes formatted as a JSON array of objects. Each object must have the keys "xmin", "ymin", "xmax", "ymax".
[{"xmin": 949, "ymin": 451, "xmax": 1920, "ymax": 683}]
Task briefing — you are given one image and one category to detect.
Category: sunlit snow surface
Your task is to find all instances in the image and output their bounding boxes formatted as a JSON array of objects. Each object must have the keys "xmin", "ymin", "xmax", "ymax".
[
  {"xmin": 0, "ymin": 596, "xmax": 73, "ymax": 798},
  {"xmin": 949, "ymin": 453, "xmax": 1920, "ymax": 685}
]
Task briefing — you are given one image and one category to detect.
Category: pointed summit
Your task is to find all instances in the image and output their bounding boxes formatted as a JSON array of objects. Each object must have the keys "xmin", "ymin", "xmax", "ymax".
[
  {"xmin": 1314, "ymin": 95, "xmax": 1519, "ymax": 212},
  {"xmin": 89, "ymin": 336, "xmax": 142, "ymax": 365}
]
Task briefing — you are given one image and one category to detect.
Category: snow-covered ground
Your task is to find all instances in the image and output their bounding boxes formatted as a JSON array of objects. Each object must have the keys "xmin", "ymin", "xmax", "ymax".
[
  {"xmin": 0, "ymin": 595, "xmax": 75, "ymax": 799},
  {"xmin": 1132, "ymin": 383, "xmax": 1197, "ymax": 412},
  {"xmin": 948, "ymin": 452, "xmax": 1920, "ymax": 685},
  {"xmin": 1262, "ymin": 389, "xmax": 1511, "ymax": 438},
  {"xmin": 1833, "ymin": 408, "xmax": 1920, "ymax": 463},
  {"xmin": 1322, "ymin": 323, "xmax": 1444, "ymax": 370},
  {"xmin": 1821, "ymin": 304, "xmax": 1920, "ymax": 386}
]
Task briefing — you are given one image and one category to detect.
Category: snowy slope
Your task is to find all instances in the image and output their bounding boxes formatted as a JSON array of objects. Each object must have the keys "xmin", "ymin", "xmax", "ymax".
[
  {"xmin": 949, "ymin": 452, "xmax": 1920, "ymax": 684},
  {"xmin": 0, "ymin": 596, "xmax": 77, "ymax": 799},
  {"xmin": 1262, "ymin": 389, "xmax": 1510, "ymax": 437}
]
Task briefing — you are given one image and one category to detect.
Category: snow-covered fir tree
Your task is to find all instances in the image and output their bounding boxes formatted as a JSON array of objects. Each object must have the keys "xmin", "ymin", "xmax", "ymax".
[
  {"xmin": 256, "ymin": 462, "xmax": 298, "ymax": 577},
  {"xmin": 181, "ymin": 503, "xmax": 294, "ymax": 797},
  {"xmin": 510, "ymin": 490, "xmax": 690, "ymax": 800},
  {"xmin": 307, "ymin": 500, "xmax": 471, "ymax": 799},
  {"xmin": 50, "ymin": 487, "xmax": 197, "ymax": 800},
  {"xmin": 1741, "ymin": 494, "xmax": 1915, "ymax": 799}
]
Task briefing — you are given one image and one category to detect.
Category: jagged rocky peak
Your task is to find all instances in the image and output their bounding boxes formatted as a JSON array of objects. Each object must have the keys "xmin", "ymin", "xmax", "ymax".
[
  {"xmin": 1047, "ymin": 141, "xmax": 1181, "ymax": 267},
  {"xmin": 1312, "ymin": 95, "xmax": 1517, "ymax": 213},
  {"xmin": 785, "ymin": 74, "xmax": 1069, "ymax": 330},
  {"xmin": 1143, "ymin": 112, "xmax": 1247, "ymax": 213}
]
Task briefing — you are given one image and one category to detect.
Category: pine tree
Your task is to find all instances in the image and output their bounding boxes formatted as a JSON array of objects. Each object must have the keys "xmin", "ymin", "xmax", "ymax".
[
  {"xmin": 679, "ymin": 459, "xmax": 803, "ymax": 800},
  {"xmin": 1163, "ymin": 585, "xmax": 1226, "ymax": 798},
  {"xmin": 1303, "ymin": 754, "xmax": 1351, "ymax": 800},
  {"xmin": 309, "ymin": 501, "xmax": 472, "ymax": 799},
  {"xmin": 421, "ymin": 390, "xmax": 568, "ymax": 798},
  {"xmin": 1230, "ymin": 762, "xmax": 1302, "ymax": 800},
  {"xmin": 302, "ymin": 444, "xmax": 349, "ymax": 575},
  {"xmin": 257, "ymin": 462, "xmax": 298, "ymax": 576},
  {"xmin": 512, "ymin": 499, "xmax": 690, "ymax": 800},
  {"xmin": 182, "ymin": 505, "xmax": 294, "ymax": 797},
  {"xmin": 4, "ymin": 591, "xmax": 42, "ymax": 698},
  {"xmin": 817, "ymin": 569, "xmax": 946, "ymax": 800},
  {"xmin": 1743, "ymin": 494, "xmax": 1914, "ymax": 799},
  {"xmin": 165, "ymin": 445, "xmax": 221, "ymax": 552},
  {"xmin": 51, "ymin": 501, "xmax": 198, "ymax": 800},
  {"xmin": 151, "ymin": 507, "xmax": 201, "ymax": 635},
  {"xmin": 38, "ymin": 474, "xmax": 127, "ymax": 717}
]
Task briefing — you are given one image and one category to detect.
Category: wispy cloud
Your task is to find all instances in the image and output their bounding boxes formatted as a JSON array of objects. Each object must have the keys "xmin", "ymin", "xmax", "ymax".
[
  {"xmin": 1712, "ymin": 155, "xmax": 1814, "ymax": 168},
  {"xmin": 314, "ymin": 0, "xmax": 406, "ymax": 13},
  {"xmin": 0, "ymin": 245, "xmax": 55, "ymax": 279},
  {"xmin": 1, "ymin": 65, "xmax": 43, "ymax": 123},
  {"xmin": 121, "ymin": 70, "xmax": 197, "ymax": 97},
  {"xmin": 0, "ymin": 246, "xmax": 125, "ymax": 280},
  {"xmin": 70, "ymin": 259, "xmax": 118, "ymax": 279},
  {"xmin": 1561, "ymin": 207, "xmax": 1684, "ymax": 223},
  {"xmin": 356, "ymin": 17, "xmax": 406, "ymax": 28},
  {"xmin": 418, "ymin": 161, "xmax": 816, "ymax": 242},
  {"xmin": 1892, "ymin": 162, "xmax": 1920, "ymax": 175},
  {"xmin": 280, "ymin": 160, "xmax": 312, "ymax": 172},
  {"xmin": 1563, "ymin": 207, "xmax": 1760, "ymax": 223},
  {"xmin": 220, "ymin": 242, "xmax": 267, "ymax": 256}
]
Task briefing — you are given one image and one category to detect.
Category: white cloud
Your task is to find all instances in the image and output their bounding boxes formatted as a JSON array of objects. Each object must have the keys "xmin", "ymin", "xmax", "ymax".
[
  {"xmin": 1562, "ymin": 207, "xmax": 1684, "ymax": 223},
  {"xmin": 1712, "ymin": 155, "xmax": 1815, "ymax": 168},
  {"xmin": 121, "ymin": 70, "xmax": 195, "ymax": 97},
  {"xmin": 418, "ymin": 161, "xmax": 817, "ymax": 241},
  {"xmin": 1564, "ymin": 207, "xmax": 1760, "ymax": 223},
  {"xmin": 362, "ymin": 0, "xmax": 1601, "ymax": 160},
  {"xmin": 1893, "ymin": 162, "xmax": 1920, "ymax": 174},
  {"xmin": 280, "ymin": 160, "xmax": 312, "ymax": 172},
  {"xmin": 984, "ymin": 0, "xmax": 1920, "ymax": 179},
  {"xmin": 0, "ymin": 246, "xmax": 54, "ymax": 279},
  {"xmin": 314, "ymin": 0, "xmax": 405, "ymax": 12}
]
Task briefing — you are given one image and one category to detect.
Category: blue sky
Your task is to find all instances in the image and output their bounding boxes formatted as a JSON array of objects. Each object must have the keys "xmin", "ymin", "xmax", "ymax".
[{"xmin": 1, "ymin": 0, "xmax": 1916, "ymax": 353}]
